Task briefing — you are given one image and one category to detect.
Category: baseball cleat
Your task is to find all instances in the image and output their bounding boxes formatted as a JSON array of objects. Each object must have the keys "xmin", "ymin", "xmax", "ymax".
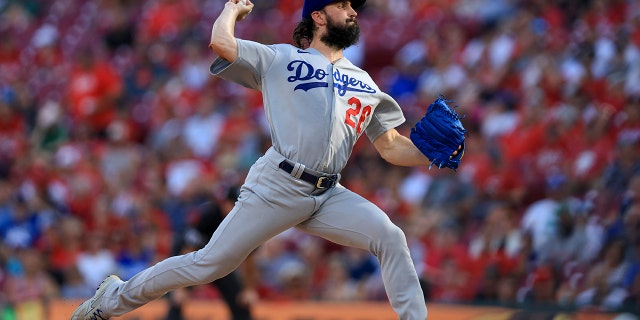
[{"xmin": 70, "ymin": 275, "xmax": 122, "ymax": 320}]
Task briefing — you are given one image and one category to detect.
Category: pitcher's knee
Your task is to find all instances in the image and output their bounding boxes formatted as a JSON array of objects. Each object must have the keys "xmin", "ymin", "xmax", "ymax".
[
  {"xmin": 385, "ymin": 224, "xmax": 408, "ymax": 245},
  {"xmin": 191, "ymin": 249, "xmax": 242, "ymax": 283},
  {"xmin": 372, "ymin": 224, "xmax": 408, "ymax": 254}
]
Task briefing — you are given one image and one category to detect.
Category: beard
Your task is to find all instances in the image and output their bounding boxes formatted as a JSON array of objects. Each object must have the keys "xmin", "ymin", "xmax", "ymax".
[{"xmin": 320, "ymin": 15, "xmax": 360, "ymax": 50}]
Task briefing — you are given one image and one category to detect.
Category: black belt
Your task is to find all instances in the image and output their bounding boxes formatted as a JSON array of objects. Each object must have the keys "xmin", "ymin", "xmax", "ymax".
[{"xmin": 278, "ymin": 160, "xmax": 338, "ymax": 189}]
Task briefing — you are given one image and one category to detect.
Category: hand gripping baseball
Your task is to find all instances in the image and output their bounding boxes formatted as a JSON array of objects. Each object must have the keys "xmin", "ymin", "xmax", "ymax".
[
  {"xmin": 410, "ymin": 96, "xmax": 467, "ymax": 171},
  {"xmin": 233, "ymin": 0, "xmax": 253, "ymax": 20}
]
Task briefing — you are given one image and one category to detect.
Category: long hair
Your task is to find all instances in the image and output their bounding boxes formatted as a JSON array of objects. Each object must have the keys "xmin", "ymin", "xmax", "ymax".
[{"xmin": 292, "ymin": 18, "xmax": 316, "ymax": 49}]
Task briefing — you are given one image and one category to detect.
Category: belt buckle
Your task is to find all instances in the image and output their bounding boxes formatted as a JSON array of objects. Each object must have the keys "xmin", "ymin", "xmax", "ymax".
[{"xmin": 316, "ymin": 176, "xmax": 327, "ymax": 189}]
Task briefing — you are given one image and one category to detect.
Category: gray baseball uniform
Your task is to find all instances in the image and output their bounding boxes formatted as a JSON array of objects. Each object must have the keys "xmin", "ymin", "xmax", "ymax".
[{"xmin": 99, "ymin": 40, "xmax": 427, "ymax": 319}]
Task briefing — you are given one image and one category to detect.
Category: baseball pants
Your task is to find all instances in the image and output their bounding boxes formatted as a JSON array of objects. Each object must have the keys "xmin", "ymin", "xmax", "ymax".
[{"xmin": 102, "ymin": 147, "xmax": 427, "ymax": 319}]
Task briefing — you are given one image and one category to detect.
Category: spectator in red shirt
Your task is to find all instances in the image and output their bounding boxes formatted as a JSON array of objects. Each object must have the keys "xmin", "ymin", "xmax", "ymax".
[{"xmin": 66, "ymin": 48, "xmax": 123, "ymax": 137}]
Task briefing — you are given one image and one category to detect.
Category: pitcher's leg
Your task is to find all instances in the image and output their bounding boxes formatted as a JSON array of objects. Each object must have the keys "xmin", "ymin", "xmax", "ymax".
[
  {"xmin": 297, "ymin": 187, "xmax": 427, "ymax": 320},
  {"xmin": 104, "ymin": 184, "xmax": 315, "ymax": 315}
]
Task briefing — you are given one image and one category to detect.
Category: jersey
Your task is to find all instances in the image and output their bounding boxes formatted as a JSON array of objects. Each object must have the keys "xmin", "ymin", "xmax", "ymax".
[{"xmin": 210, "ymin": 39, "xmax": 405, "ymax": 174}]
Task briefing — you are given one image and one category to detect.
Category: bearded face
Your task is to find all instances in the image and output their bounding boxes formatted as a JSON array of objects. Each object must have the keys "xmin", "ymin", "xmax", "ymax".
[{"xmin": 320, "ymin": 13, "xmax": 360, "ymax": 50}]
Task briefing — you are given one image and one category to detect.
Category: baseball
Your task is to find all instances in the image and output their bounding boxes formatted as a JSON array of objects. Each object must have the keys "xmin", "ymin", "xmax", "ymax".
[{"xmin": 238, "ymin": 0, "xmax": 247, "ymax": 5}]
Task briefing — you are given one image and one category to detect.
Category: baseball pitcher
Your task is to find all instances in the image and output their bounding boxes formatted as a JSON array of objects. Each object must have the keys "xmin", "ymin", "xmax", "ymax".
[{"xmin": 71, "ymin": 0, "xmax": 465, "ymax": 319}]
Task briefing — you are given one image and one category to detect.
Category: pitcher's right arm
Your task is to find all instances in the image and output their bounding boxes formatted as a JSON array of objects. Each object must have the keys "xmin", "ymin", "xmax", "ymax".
[{"xmin": 209, "ymin": 0, "xmax": 254, "ymax": 62}]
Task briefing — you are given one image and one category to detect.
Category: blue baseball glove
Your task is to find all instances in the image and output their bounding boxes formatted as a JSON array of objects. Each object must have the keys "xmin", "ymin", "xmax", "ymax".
[{"xmin": 410, "ymin": 96, "xmax": 466, "ymax": 171}]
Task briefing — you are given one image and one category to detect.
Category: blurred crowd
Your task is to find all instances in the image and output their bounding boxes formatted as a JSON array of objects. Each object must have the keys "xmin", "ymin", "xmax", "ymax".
[{"xmin": 1, "ymin": 0, "xmax": 640, "ymax": 318}]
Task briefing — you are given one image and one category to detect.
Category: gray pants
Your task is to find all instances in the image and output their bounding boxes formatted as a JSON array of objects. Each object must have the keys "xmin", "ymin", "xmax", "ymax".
[{"xmin": 104, "ymin": 147, "xmax": 427, "ymax": 319}]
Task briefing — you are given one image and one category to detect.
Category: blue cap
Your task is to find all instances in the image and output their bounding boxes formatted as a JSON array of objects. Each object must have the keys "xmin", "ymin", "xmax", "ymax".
[{"xmin": 302, "ymin": 0, "xmax": 366, "ymax": 19}]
